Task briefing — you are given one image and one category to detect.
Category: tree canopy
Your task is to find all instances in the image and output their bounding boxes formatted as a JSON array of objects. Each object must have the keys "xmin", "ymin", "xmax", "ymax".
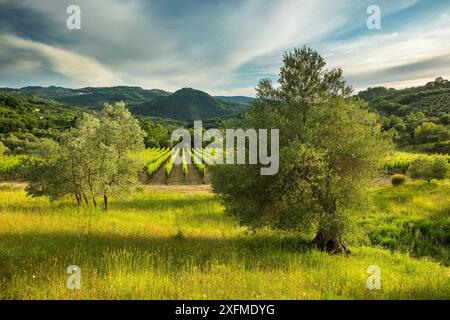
[{"xmin": 211, "ymin": 47, "xmax": 392, "ymax": 253}]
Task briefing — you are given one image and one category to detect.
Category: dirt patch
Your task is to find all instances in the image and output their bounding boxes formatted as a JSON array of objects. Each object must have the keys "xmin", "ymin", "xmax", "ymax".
[
  {"xmin": 184, "ymin": 164, "xmax": 205, "ymax": 184},
  {"xmin": 144, "ymin": 184, "xmax": 213, "ymax": 193},
  {"xmin": 0, "ymin": 181, "xmax": 27, "ymax": 191},
  {"xmin": 373, "ymin": 174, "xmax": 412, "ymax": 186}
]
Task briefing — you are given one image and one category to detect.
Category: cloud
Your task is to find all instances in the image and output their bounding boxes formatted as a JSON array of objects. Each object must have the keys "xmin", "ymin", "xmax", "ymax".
[
  {"xmin": 0, "ymin": 0, "xmax": 449, "ymax": 94},
  {"xmin": 318, "ymin": 13, "xmax": 450, "ymax": 90},
  {"xmin": 0, "ymin": 34, "xmax": 122, "ymax": 86}
]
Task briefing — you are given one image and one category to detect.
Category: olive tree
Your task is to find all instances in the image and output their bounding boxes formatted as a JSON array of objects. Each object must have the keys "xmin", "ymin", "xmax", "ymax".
[
  {"xmin": 211, "ymin": 47, "xmax": 392, "ymax": 254},
  {"xmin": 26, "ymin": 102, "xmax": 145, "ymax": 210}
]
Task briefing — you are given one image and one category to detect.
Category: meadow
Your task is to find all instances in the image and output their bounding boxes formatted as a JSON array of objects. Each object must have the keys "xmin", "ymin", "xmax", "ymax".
[{"xmin": 0, "ymin": 180, "xmax": 448, "ymax": 300}]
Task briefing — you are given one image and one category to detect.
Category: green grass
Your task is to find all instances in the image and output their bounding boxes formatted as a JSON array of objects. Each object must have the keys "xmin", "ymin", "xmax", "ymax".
[
  {"xmin": 0, "ymin": 183, "xmax": 449, "ymax": 299},
  {"xmin": 352, "ymin": 180, "xmax": 450, "ymax": 266}
]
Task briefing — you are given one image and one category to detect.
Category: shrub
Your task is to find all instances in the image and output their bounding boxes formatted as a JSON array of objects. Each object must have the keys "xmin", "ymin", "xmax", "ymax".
[
  {"xmin": 408, "ymin": 157, "xmax": 449, "ymax": 182},
  {"xmin": 391, "ymin": 174, "xmax": 406, "ymax": 186},
  {"xmin": 414, "ymin": 122, "xmax": 450, "ymax": 144}
]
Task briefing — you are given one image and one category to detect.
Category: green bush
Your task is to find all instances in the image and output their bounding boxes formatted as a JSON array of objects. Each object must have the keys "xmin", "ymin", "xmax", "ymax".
[
  {"xmin": 391, "ymin": 174, "xmax": 406, "ymax": 186},
  {"xmin": 408, "ymin": 157, "xmax": 449, "ymax": 182}
]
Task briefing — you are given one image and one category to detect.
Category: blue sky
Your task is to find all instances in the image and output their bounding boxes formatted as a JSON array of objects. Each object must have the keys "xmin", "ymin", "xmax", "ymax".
[{"xmin": 1, "ymin": 0, "xmax": 449, "ymax": 96}]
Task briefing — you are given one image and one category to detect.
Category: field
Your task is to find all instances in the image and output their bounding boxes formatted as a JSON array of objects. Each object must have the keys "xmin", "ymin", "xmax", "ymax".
[{"xmin": 0, "ymin": 179, "xmax": 449, "ymax": 299}]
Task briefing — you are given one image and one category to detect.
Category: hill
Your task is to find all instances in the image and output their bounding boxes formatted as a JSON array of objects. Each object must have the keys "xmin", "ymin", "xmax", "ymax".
[
  {"xmin": 215, "ymin": 96, "xmax": 254, "ymax": 105},
  {"xmin": 358, "ymin": 77, "xmax": 450, "ymax": 118},
  {"xmin": 0, "ymin": 92, "xmax": 81, "ymax": 138},
  {"xmin": 131, "ymin": 87, "xmax": 248, "ymax": 121},
  {"xmin": 0, "ymin": 86, "xmax": 250, "ymax": 122},
  {"xmin": 357, "ymin": 77, "xmax": 450, "ymax": 153},
  {"xmin": 1, "ymin": 86, "xmax": 171, "ymax": 109}
]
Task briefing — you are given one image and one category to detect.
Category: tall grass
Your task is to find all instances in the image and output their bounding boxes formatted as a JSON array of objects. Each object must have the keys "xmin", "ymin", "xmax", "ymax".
[
  {"xmin": 351, "ymin": 180, "xmax": 450, "ymax": 265},
  {"xmin": 0, "ymin": 184, "xmax": 449, "ymax": 299}
]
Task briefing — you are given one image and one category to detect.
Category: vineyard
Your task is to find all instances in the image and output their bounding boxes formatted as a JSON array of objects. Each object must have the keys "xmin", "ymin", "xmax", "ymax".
[
  {"xmin": 0, "ymin": 155, "xmax": 28, "ymax": 180},
  {"xmin": 3, "ymin": 149, "xmax": 450, "ymax": 183},
  {"xmin": 129, "ymin": 147, "xmax": 218, "ymax": 185},
  {"xmin": 0, "ymin": 147, "xmax": 218, "ymax": 184},
  {"xmin": 383, "ymin": 152, "xmax": 450, "ymax": 174}
]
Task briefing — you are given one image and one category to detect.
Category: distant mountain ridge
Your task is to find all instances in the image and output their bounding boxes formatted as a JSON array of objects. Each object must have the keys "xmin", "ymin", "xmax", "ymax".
[
  {"xmin": 0, "ymin": 86, "xmax": 171, "ymax": 109},
  {"xmin": 0, "ymin": 86, "xmax": 252, "ymax": 122},
  {"xmin": 215, "ymin": 96, "xmax": 254, "ymax": 105}
]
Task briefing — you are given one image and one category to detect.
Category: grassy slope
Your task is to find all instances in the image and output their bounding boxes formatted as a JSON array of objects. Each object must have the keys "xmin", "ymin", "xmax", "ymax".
[
  {"xmin": 0, "ymin": 183, "xmax": 448, "ymax": 299},
  {"xmin": 352, "ymin": 180, "xmax": 450, "ymax": 265}
]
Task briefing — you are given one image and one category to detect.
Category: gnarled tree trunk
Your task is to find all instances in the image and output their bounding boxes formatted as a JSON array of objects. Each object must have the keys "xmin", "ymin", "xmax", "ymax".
[
  {"xmin": 311, "ymin": 180, "xmax": 350, "ymax": 255},
  {"xmin": 314, "ymin": 229, "xmax": 350, "ymax": 255}
]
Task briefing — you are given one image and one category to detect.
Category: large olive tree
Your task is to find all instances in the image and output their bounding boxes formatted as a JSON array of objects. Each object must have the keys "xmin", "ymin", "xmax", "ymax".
[{"xmin": 211, "ymin": 47, "xmax": 392, "ymax": 254}]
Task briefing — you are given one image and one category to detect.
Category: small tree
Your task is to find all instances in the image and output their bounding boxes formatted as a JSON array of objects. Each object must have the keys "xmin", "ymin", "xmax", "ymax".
[
  {"xmin": 26, "ymin": 102, "xmax": 145, "ymax": 210},
  {"xmin": 96, "ymin": 102, "xmax": 145, "ymax": 210},
  {"xmin": 408, "ymin": 157, "xmax": 448, "ymax": 182},
  {"xmin": 211, "ymin": 47, "xmax": 392, "ymax": 254}
]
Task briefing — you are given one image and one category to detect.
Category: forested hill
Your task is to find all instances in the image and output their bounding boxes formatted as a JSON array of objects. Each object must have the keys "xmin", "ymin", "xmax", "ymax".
[
  {"xmin": 0, "ymin": 92, "xmax": 82, "ymax": 155},
  {"xmin": 357, "ymin": 77, "xmax": 450, "ymax": 119},
  {"xmin": 130, "ymin": 87, "xmax": 249, "ymax": 122},
  {"xmin": 0, "ymin": 86, "xmax": 171, "ymax": 109},
  {"xmin": 357, "ymin": 77, "xmax": 450, "ymax": 153},
  {"xmin": 0, "ymin": 86, "xmax": 251, "ymax": 122}
]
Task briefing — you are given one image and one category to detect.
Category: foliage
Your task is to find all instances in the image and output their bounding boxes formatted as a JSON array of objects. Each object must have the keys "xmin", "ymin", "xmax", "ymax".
[
  {"xmin": 165, "ymin": 148, "xmax": 180, "ymax": 180},
  {"xmin": 141, "ymin": 120, "xmax": 173, "ymax": 148},
  {"xmin": 146, "ymin": 148, "xmax": 172, "ymax": 177},
  {"xmin": 211, "ymin": 47, "xmax": 392, "ymax": 253},
  {"xmin": 358, "ymin": 78, "xmax": 450, "ymax": 151},
  {"xmin": 391, "ymin": 174, "xmax": 406, "ymax": 186},
  {"xmin": 408, "ymin": 157, "xmax": 449, "ymax": 181},
  {"xmin": 25, "ymin": 102, "xmax": 145, "ymax": 209},
  {"xmin": 189, "ymin": 149, "xmax": 206, "ymax": 178},
  {"xmin": 414, "ymin": 122, "xmax": 449, "ymax": 144},
  {"xmin": 0, "ymin": 142, "xmax": 5, "ymax": 155},
  {"xmin": 383, "ymin": 152, "xmax": 419, "ymax": 173},
  {"xmin": 0, "ymin": 155, "xmax": 28, "ymax": 179},
  {"xmin": 0, "ymin": 92, "xmax": 81, "ymax": 149},
  {"xmin": 383, "ymin": 151, "xmax": 450, "ymax": 174}
]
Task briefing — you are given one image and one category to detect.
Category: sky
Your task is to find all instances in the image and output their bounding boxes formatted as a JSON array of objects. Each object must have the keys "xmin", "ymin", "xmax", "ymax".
[{"xmin": 0, "ymin": 0, "xmax": 449, "ymax": 96}]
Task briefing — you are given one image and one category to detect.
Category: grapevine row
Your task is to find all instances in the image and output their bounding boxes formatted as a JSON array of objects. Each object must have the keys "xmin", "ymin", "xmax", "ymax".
[
  {"xmin": 189, "ymin": 149, "xmax": 206, "ymax": 177},
  {"xmin": 147, "ymin": 148, "xmax": 172, "ymax": 176},
  {"xmin": 165, "ymin": 148, "xmax": 180, "ymax": 179}
]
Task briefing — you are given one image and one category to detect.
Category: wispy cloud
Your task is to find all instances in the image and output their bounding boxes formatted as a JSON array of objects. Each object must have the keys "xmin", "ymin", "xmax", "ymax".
[
  {"xmin": 319, "ymin": 13, "xmax": 450, "ymax": 90},
  {"xmin": 0, "ymin": 34, "xmax": 122, "ymax": 86},
  {"xmin": 0, "ymin": 0, "xmax": 449, "ymax": 95}
]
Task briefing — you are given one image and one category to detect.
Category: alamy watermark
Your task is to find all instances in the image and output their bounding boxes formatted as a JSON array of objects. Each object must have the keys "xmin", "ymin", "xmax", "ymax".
[
  {"xmin": 367, "ymin": 5, "xmax": 381, "ymax": 30},
  {"xmin": 171, "ymin": 121, "xmax": 279, "ymax": 175},
  {"xmin": 66, "ymin": 265, "xmax": 81, "ymax": 290},
  {"xmin": 66, "ymin": 5, "xmax": 81, "ymax": 30},
  {"xmin": 366, "ymin": 265, "xmax": 381, "ymax": 290}
]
